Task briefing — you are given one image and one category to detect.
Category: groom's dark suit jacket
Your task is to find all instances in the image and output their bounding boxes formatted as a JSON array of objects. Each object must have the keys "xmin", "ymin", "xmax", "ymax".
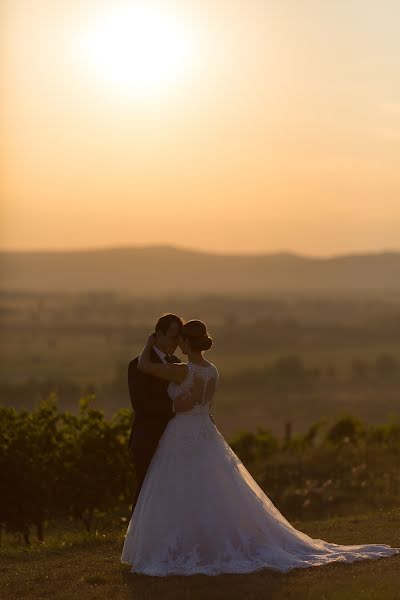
[
  {"xmin": 127, "ymin": 348, "xmax": 180, "ymax": 509},
  {"xmin": 128, "ymin": 348, "xmax": 179, "ymax": 460}
]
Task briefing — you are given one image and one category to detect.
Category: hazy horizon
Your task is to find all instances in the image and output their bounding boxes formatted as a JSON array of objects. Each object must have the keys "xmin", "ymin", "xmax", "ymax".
[
  {"xmin": 1, "ymin": 242, "xmax": 400, "ymax": 259},
  {"xmin": 2, "ymin": 1, "xmax": 400, "ymax": 255}
]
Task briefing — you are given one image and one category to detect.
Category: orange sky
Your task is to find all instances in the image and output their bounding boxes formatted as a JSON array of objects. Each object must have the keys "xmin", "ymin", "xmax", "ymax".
[{"xmin": 2, "ymin": 0, "xmax": 400, "ymax": 256}]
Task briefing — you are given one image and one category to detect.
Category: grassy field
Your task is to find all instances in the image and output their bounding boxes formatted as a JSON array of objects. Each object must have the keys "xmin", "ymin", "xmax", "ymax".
[{"xmin": 2, "ymin": 509, "xmax": 400, "ymax": 600}]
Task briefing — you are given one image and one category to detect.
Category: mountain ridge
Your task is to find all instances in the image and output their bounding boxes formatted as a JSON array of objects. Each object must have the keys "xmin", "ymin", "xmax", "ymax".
[{"xmin": 1, "ymin": 245, "xmax": 400, "ymax": 294}]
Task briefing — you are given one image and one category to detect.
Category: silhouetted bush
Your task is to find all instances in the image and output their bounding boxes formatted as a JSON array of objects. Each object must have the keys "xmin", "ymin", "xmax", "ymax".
[{"xmin": 1, "ymin": 397, "xmax": 399, "ymax": 545}]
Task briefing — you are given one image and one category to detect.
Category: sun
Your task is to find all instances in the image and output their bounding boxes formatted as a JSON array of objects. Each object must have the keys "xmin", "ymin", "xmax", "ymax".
[{"xmin": 80, "ymin": 4, "xmax": 194, "ymax": 96}]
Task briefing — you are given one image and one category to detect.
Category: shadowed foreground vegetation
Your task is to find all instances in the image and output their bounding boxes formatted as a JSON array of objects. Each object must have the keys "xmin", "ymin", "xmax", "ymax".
[
  {"xmin": 1, "ymin": 386, "xmax": 400, "ymax": 598},
  {"xmin": 1, "ymin": 509, "xmax": 400, "ymax": 600},
  {"xmin": 1, "ymin": 396, "xmax": 400, "ymax": 544}
]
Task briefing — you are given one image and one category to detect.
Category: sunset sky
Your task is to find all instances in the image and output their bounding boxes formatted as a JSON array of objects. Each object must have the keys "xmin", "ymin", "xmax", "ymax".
[{"xmin": 2, "ymin": 0, "xmax": 400, "ymax": 255}]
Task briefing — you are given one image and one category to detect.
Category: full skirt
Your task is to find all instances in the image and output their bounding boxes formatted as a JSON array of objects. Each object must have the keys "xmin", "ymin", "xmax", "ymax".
[{"xmin": 121, "ymin": 413, "xmax": 400, "ymax": 576}]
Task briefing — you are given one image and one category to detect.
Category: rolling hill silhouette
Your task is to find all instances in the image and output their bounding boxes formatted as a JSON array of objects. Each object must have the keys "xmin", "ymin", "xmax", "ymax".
[{"xmin": 1, "ymin": 246, "xmax": 400, "ymax": 294}]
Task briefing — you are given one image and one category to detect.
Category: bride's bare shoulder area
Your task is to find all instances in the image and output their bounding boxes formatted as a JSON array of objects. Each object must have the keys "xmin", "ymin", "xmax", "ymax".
[
  {"xmin": 203, "ymin": 359, "xmax": 219, "ymax": 374},
  {"xmin": 207, "ymin": 361, "xmax": 217, "ymax": 369}
]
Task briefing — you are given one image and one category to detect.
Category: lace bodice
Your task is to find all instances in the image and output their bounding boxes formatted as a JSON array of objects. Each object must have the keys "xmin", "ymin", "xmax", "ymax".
[{"xmin": 168, "ymin": 361, "xmax": 219, "ymax": 415}]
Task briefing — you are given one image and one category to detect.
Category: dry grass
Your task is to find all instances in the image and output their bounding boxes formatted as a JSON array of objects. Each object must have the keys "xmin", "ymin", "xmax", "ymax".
[{"xmin": 1, "ymin": 510, "xmax": 400, "ymax": 599}]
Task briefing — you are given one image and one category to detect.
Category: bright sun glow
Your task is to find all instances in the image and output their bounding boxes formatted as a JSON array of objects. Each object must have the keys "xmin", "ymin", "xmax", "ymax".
[{"xmin": 80, "ymin": 4, "xmax": 194, "ymax": 95}]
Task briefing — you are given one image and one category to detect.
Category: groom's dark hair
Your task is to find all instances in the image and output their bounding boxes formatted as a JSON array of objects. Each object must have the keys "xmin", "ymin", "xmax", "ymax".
[{"xmin": 155, "ymin": 313, "xmax": 183, "ymax": 335}]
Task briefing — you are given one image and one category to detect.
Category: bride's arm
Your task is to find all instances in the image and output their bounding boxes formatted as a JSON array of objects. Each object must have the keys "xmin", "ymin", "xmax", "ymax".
[{"xmin": 138, "ymin": 334, "xmax": 188, "ymax": 384}]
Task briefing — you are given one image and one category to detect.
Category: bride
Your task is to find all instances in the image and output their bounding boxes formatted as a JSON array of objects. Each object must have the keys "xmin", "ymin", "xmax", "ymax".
[{"xmin": 121, "ymin": 319, "xmax": 400, "ymax": 576}]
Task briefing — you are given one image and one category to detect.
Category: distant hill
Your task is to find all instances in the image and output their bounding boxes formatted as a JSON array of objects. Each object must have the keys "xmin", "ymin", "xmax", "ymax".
[{"xmin": 1, "ymin": 246, "xmax": 400, "ymax": 294}]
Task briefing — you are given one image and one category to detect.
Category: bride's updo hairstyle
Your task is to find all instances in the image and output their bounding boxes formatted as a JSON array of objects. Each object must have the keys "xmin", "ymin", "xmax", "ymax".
[{"xmin": 181, "ymin": 320, "xmax": 213, "ymax": 352}]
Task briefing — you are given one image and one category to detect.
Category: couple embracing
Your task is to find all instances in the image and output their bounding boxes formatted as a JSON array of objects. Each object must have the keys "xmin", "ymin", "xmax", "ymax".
[{"xmin": 121, "ymin": 314, "xmax": 399, "ymax": 576}]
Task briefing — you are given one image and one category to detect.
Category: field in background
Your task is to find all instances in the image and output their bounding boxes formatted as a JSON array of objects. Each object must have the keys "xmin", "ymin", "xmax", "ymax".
[{"xmin": 1, "ymin": 290, "xmax": 400, "ymax": 437}]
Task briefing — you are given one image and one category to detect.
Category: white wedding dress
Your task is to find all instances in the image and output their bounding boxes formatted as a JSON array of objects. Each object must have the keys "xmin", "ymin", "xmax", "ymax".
[{"xmin": 121, "ymin": 361, "xmax": 400, "ymax": 576}]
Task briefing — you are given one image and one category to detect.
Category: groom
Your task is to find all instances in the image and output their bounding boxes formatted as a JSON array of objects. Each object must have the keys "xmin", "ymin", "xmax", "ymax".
[{"xmin": 128, "ymin": 313, "xmax": 195, "ymax": 511}]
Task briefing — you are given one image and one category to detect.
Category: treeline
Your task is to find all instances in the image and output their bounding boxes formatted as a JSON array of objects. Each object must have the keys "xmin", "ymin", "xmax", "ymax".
[
  {"xmin": 224, "ymin": 351, "xmax": 400, "ymax": 390},
  {"xmin": 4, "ymin": 318, "xmax": 400, "ymax": 353},
  {"xmin": 3, "ymin": 288, "xmax": 400, "ymax": 354},
  {"xmin": 1, "ymin": 396, "xmax": 399, "ymax": 546},
  {"xmin": 2, "ymin": 289, "xmax": 400, "ymax": 329}
]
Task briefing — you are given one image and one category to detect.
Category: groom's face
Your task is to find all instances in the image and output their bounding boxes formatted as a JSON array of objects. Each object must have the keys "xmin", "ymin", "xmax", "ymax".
[{"xmin": 155, "ymin": 322, "xmax": 182, "ymax": 355}]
